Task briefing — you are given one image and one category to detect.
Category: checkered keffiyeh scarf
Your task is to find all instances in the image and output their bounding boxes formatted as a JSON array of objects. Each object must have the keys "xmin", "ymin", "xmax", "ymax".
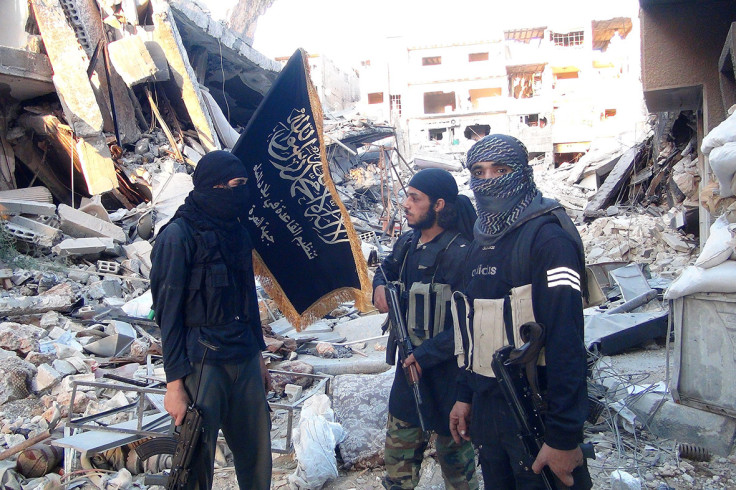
[{"xmin": 467, "ymin": 135, "xmax": 537, "ymax": 237}]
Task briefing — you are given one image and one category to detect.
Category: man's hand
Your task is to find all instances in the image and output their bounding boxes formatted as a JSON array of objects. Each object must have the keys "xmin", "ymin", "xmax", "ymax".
[
  {"xmin": 449, "ymin": 401, "xmax": 472, "ymax": 444},
  {"xmin": 164, "ymin": 379, "xmax": 190, "ymax": 426},
  {"xmin": 532, "ymin": 443, "xmax": 584, "ymax": 487},
  {"xmin": 259, "ymin": 355, "xmax": 272, "ymax": 392},
  {"xmin": 373, "ymin": 285, "xmax": 389, "ymax": 313},
  {"xmin": 403, "ymin": 353, "xmax": 422, "ymax": 379}
]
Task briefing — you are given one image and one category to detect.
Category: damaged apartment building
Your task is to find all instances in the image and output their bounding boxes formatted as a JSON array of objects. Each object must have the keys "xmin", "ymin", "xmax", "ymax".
[
  {"xmin": 0, "ymin": 0, "xmax": 280, "ymax": 210},
  {"xmin": 358, "ymin": 7, "xmax": 645, "ymax": 167}
]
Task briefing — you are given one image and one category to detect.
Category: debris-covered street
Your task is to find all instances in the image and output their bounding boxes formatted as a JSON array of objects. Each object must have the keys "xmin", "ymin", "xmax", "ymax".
[{"xmin": 1, "ymin": 0, "xmax": 736, "ymax": 489}]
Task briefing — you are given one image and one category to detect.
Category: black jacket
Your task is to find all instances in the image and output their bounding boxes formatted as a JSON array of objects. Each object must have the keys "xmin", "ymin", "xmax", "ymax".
[
  {"xmin": 150, "ymin": 218, "xmax": 266, "ymax": 383},
  {"xmin": 457, "ymin": 214, "xmax": 588, "ymax": 451},
  {"xmin": 374, "ymin": 229, "xmax": 470, "ymax": 435}
]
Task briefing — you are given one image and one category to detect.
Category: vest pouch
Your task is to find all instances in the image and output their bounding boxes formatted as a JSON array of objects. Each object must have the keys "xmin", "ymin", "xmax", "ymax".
[
  {"xmin": 431, "ymin": 283, "xmax": 452, "ymax": 336},
  {"xmin": 184, "ymin": 262, "xmax": 237, "ymax": 328},
  {"xmin": 451, "ymin": 291, "xmax": 472, "ymax": 369},
  {"xmin": 509, "ymin": 284, "xmax": 545, "ymax": 366},
  {"xmin": 471, "ymin": 298, "xmax": 506, "ymax": 378},
  {"xmin": 407, "ymin": 282, "xmax": 431, "ymax": 346}
]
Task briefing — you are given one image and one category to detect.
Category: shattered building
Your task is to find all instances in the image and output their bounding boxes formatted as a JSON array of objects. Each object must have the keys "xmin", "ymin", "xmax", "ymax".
[{"xmin": 358, "ymin": 8, "xmax": 646, "ymax": 166}]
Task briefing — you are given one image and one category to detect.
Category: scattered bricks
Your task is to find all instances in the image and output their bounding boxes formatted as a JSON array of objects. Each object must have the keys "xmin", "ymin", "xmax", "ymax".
[
  {"xmin": 0, "ymin": 199, "xmax": 56, "ymax": 217},
  {"xmin": 97, "ymin": 260, "xmax": 120, "ymax": 274},
  {"xmin": 57, "ymin": 204, "xmax": 126, "ymax": 243},
  {"xmin": 53, "ymin": 237, "xmax": 119, "ymax": 257},
  {"xmin": 32, "ymin": 364, "xmax": 62, "ymax": 392}
]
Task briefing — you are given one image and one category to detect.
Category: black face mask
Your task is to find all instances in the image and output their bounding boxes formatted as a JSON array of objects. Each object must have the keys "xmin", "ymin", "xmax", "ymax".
[{"xmin": 191, "ymin": 184, "xmax": 251, "ymax": 222}]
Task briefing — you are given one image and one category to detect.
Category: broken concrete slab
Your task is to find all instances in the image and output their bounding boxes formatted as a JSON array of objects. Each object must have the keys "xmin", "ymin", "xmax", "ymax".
[
  {"xmin": 0, "ymin": 45, "xmax": 54, "ymax": 101},
  {"xmin": 584, "ymin": 145, "xmax": 641, "ymax": 218},
  {"xmin": 32, "ymin": 363, "xmax": 62, "ymax": 392},
  {"xmin": 29, "ymin": 0, "xmax": 103, "ymax": 138},
  {"xmin": 0, "ymin": 292, "xmax": 75, "ymax": 316},
  {"xmin": 57, "ymin": 204, "xmax": 126, "ymax": 243},
  {"xmin": 0, "ymin": 187, "xmax": 53, "ymax": 203},
  {"xmin": 75, "ymin": 135, "xmax": 119, "ymax": 196},
  {"xmin": 107, "ymin": 35, "xmax": 159, "ymax": 87},
  {"xmin": 150, "ymin": 0, "xmax": 219, "ymax": 152},
  {"xmin": 53, "ymin": 237, "xmax": 119, "ymax": 257},
  {"xmin": 0, "ymin": 199, "xmax": 56, "ymax": 217}
]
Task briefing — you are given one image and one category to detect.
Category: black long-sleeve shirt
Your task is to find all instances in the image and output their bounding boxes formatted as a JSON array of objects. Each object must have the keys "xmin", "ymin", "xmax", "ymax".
[{"xmin": 150, "ymin": 219, "xmax": 266, "ymax": 383}]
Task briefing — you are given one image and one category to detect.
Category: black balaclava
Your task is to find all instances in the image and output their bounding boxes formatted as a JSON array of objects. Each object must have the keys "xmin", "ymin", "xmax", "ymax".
[
  {"xmin": 466, "ymin": 134, "xmax": 538, "ymax": 240},
  {"xmin": 171, "ymin": 150, "xmax": 252, "ymax": 269},
  {"xmin": 407, "ymin": 168, "xmax": 477, "ymax": 241}
]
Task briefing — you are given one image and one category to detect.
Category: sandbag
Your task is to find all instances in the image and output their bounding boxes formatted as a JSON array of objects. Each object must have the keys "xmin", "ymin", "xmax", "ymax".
[
  {"xmin": 702, "ymin": 111, "xmax": 736, "ymax": 156},
  {"xmin": 664, "ymin": 261, "xmax": 736, "ymax": 300},
  {"xmin": 708, "ymin": 142, "xmax": 736, "ymax": 198},
  {"xmin": 694, "ymin": 215, "xmax": 736, "ymax": 268}
]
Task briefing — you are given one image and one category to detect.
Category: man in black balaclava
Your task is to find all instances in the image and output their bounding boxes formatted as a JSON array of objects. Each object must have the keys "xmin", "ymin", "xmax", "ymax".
[
  {"xmin": 151, "ymin": 150, "xmax": 271, "ymax": 490},
  {"xmin": 373, "ymin": 168, "xmax": 478, "ymax": 490},
  {"xmin": 449, "ymin": 135, "xmax": 591, "ymax": 490}
]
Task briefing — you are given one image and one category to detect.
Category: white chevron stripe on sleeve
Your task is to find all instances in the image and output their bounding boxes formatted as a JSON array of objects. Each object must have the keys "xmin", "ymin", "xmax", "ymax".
[{"xmin": 548, "ymin": 279, "xmax": 582, "ymax": 291}]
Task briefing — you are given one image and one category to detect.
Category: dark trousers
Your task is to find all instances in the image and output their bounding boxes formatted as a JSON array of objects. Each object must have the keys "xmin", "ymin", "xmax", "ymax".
[
  {"xmin": 474, "ymin": 395, "xmax": 591, "ymax": 490},
  {"xmin": 184, "ymin": 354, "xmax": 272, "ymax": 490}
]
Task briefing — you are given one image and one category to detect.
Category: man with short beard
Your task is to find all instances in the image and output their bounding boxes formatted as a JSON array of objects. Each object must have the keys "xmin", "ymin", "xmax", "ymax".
[
  {"xmin": 151, "ymin": 150, "xmax": 272, "ymax": 490},
  {"xmin": 373, "ymin": 168, "xmax": 478, "ymax": 490}
]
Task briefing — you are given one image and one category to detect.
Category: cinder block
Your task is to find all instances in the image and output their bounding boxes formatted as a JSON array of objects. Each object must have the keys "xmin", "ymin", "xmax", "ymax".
[
  {"xmin": 97, "ymin": 260, "xmax": 120, "ymax": 274},
  {"xmin": 0, "ymin": 199, "xmax": 56, "ymax": 217}
]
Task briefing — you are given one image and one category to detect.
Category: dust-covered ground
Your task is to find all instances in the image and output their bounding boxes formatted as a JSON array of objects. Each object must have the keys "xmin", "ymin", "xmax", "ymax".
[{"xmin": 211, "ymin": 342, "xmax": 736, "ymax": 489}]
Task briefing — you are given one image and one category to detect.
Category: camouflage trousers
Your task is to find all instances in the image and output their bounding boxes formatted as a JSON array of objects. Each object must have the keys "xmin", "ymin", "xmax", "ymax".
[{"xmin": 383, "ymin": 413, "xmax": 478, "ymax": 490}]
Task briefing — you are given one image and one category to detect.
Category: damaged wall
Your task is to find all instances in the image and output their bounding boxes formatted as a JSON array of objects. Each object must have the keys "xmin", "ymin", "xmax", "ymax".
[{"xmin": 640, "ymin": 0, "xmax": 736, "ymax": 132}]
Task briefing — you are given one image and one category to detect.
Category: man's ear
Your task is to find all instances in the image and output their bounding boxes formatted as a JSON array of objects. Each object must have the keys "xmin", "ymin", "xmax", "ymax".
[{"xmin": 434, "ymin": 198, "xmax": 446, "ymax": 213}]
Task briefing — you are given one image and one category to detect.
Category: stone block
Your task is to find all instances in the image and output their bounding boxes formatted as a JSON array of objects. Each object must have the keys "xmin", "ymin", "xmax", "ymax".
[
  {"xmin": 52, "ymin": 359, "xmax": 78, "ymax": 377},
  {"xmin": 107, "ymin": 35, "xmax": 159, "ymax": 86},
  {"xmin": 52, "ymin": 237, "xmax": 118, "ymax": 257},
  {"xmin": 57, "ymin": 204, "xmax": 126, "ymax": 243},
  {"xmin": 33, "ymin": 363, "xmax": 62, "ymax": 392},
  {"xmin": 0, "ymin": 322, "xmax": 45, "ymax": 354},
  {"xmin": 87, "ymin": 279, "xmax": 123, "ymax": 300}
]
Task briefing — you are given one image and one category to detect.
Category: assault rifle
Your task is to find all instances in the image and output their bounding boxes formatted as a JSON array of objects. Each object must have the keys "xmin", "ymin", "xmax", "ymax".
[
  {"xmin": 381, "ymin": 278, "xmax": 426, "ymax": 432},
  {"xmin": 492, "ymin": 322, "xmax": 594, "ymax": 490},
  {"xmin": 165, "ymin": 339, "xmax": 219, "ymax": 489}
]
